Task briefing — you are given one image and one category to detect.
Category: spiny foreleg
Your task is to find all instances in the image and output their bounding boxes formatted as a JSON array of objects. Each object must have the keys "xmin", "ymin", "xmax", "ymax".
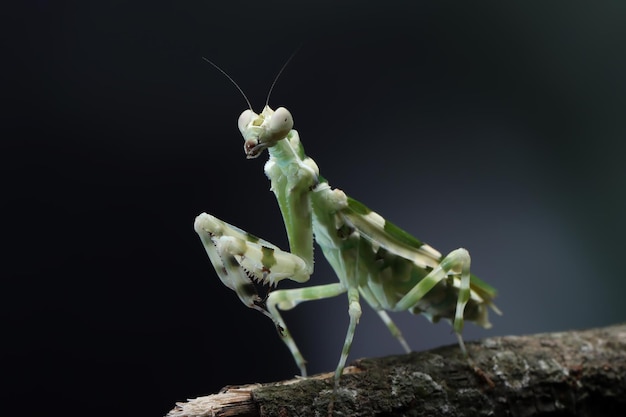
[{"xmin": 194, "ymin": 213, "xmax": 311, "ymax": 329}]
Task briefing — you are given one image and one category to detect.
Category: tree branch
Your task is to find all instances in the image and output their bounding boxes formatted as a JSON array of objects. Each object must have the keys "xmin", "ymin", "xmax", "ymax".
[{"xmin": 167, "ymin": 324, "xmax": 626, "ymax": 417}]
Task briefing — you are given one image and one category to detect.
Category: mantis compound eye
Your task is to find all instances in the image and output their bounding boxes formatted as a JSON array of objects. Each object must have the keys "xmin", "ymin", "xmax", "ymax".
[
  {"xmin": 268, "ymin": 107, "xmax": 293, "ymax": 140},
  {"xmin": 238, "ymin": 109, "xmax": 256, "ymax": 133}
]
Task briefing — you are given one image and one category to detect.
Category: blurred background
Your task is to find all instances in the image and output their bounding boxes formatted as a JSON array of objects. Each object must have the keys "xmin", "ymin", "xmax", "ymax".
[{"xmin": 4, "ymin": 1, "xmax": 626, "ymax": 416}]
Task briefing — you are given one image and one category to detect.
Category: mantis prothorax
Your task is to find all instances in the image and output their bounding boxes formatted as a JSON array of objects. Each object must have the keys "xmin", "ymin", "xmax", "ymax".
[{"xmin": 194, "ymin": 57, "xmax": 501, "ymax": 403}]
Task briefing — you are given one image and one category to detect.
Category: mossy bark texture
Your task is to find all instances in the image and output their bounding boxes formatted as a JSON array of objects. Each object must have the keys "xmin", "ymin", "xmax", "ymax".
[{"xmin": 167, "ymin": 324, "xmax": 626, "ymax": 417}]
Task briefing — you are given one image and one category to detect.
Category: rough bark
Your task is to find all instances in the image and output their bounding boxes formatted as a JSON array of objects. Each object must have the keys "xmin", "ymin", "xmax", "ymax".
[{"xmin": 166, "ymin": 324, "xmax": 626, "ymax": 417}]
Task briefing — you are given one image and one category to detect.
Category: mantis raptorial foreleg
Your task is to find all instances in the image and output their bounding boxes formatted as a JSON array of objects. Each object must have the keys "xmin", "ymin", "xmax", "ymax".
[{"xmin": 194, "ymin": 213, "xmax": 312, "ymax": 330}]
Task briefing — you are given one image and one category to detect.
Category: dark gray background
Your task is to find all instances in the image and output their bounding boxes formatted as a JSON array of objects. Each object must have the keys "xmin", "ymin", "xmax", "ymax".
[{"xmin": 5, "ymin": 2, "xmax": 626, "ymax": 416}]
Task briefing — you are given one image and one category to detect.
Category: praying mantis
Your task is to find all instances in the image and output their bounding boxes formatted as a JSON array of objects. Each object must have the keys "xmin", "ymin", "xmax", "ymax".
[{"xmin": 194, "ymin": 56, "xmax": 501, "ymax": 403}]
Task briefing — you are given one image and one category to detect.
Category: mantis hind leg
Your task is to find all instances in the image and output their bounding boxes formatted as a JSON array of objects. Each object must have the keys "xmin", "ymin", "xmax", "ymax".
[
  {"xmin": 394, "ymin": 247, "xmax": 495, "ymax": 387},
  {"xmin": 375, "ymin": 310, "xmax": 411, "ymax": 353},
  {"xmin": 395, "ymin": 248, "xmax": 472, "ymax": 355},
  {"xmin": 359, "ymin": 286, "xmax": 411, "ymax": 353}
]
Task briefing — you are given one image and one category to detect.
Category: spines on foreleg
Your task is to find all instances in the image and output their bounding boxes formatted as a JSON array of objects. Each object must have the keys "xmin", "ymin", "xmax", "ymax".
[{"xmin": 194, "ymin": 212, "xmax": 312, "ymax": 330}]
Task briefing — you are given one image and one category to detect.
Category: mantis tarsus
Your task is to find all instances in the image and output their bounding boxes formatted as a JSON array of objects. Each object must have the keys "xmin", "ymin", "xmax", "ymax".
[{"xmin": 194, "ymin": 57, "xmax": 501, "ymax": 407}]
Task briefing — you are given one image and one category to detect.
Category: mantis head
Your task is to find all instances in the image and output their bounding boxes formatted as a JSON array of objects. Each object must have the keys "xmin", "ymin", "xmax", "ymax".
[
  {"xmin": 201, "ymin": 55, "xmax": 297, "ymax": 158},
  {"xmin": 238, "ymin": 106, "xmax": 294, "ymax": 159}
]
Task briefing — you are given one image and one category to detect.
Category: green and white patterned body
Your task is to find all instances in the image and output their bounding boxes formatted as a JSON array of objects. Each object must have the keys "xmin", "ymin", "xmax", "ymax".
[{"xmin": 194, "ymin": 105, "xmax": 500, "ymax": 394}]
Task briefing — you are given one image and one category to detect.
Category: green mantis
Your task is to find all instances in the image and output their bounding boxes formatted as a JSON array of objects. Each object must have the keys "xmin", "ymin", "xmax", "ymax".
[{"xmin": 194, "ymin": 58, "xmax": 501, "ymax": 401}]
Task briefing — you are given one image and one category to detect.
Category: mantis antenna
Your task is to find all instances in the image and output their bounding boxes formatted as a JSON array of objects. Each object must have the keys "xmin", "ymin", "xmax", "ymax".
[
  {"xmin": 203, "ymin": 45, "xmax": 301, "ymax": 110},
  {"xmin": 201, "ymin": 56, "xmax": 253, "ymax": 111},
  {"xmin": 264, "ymin": 45, "xmax": 302, "ymax": 108}
]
